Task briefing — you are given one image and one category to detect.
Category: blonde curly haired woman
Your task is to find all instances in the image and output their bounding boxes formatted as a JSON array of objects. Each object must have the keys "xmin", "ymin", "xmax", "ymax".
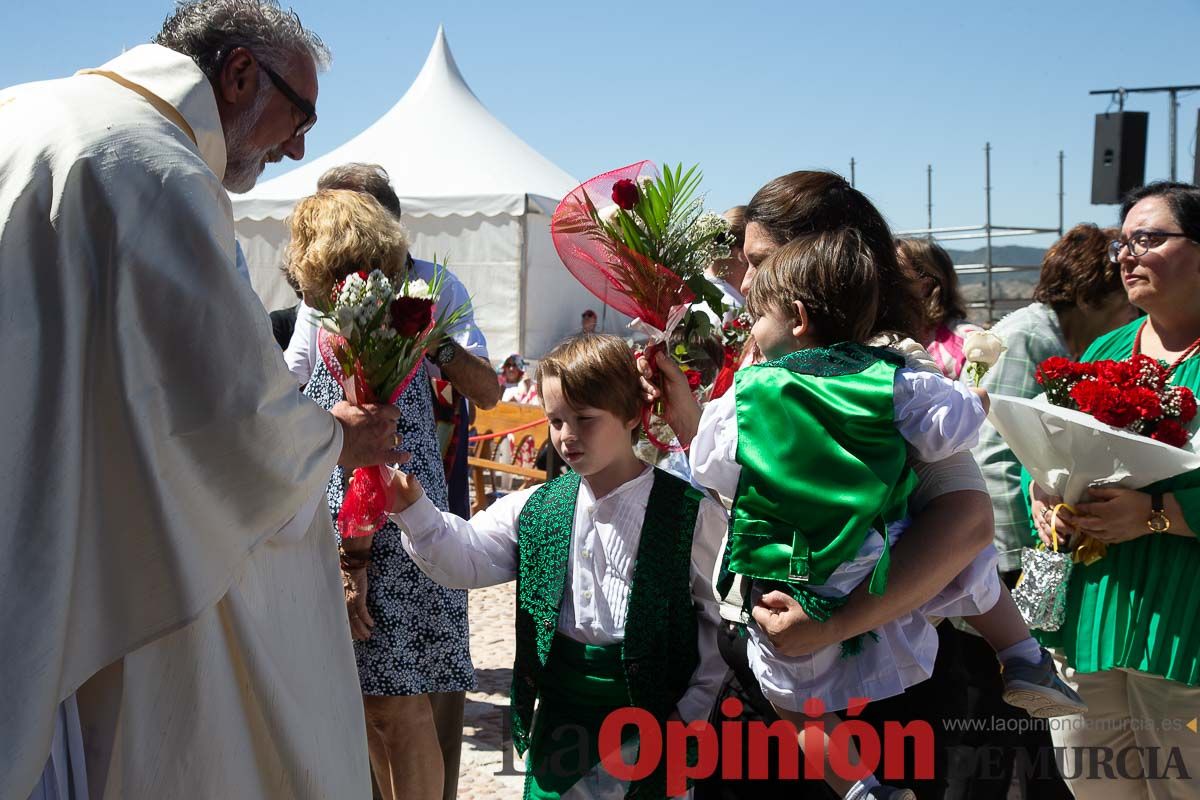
[{"xmin": 286, "ymin": 190, "xmax": 474, "ymax": 800}]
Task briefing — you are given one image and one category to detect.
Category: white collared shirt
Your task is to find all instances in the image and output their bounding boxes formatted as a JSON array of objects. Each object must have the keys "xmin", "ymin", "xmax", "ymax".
[{"xmin": 394, "ymin": 466, "xmax": 729, "ymax": 722}]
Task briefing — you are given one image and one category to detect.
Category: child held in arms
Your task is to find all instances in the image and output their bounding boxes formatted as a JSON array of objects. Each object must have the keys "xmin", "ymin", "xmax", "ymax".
[
  {"xmin": 386, "ymin": 334, "xmax": 727, "ymax": 799},
  {"xmin": 671, "ymin": 230, "xmax": 1085, "ymax": 800}
]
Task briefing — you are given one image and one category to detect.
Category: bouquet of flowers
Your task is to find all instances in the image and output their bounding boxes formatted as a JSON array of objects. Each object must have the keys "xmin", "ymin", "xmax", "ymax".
[
  {"xmin": 1036, "ymin": 354, "xmax": 1197, "ymax": 445},
  {"xmin": 988, "ymin": 354, "xmax": 1200, "ymax": 565},
  {"xmin": 315, "ymin": 267, "xmax": 468, "ymax": 538},
  {"xmin": 551, "ymin": 161, "xmax": 733, "ymax": 449}
]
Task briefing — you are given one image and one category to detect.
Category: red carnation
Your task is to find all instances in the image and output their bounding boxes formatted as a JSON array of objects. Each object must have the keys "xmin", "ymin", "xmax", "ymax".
[
  {"xmin": 1072, "ymin": 379, "xmax": 1138, "ymax": 428},
  {"xmin": 1068, "ymin": 379, "xmax": 1104, "ymax": 413},
  {"xmin": 612, "ymin": 178, "xmax": 640, "ymax": 210},
  {"xmin": 390, "ymin": 296, "xmax": 434, "ymax": 337},
  {"xmin": 685, "ymin": 369, "xmax": 702, "ymax": 390},
  {"xmin": 1150, "ymin": 419, "xmax": 1190, "ymax": 447},
  {"xmin": 1126, "ymin": 386, "xmax": 1163, "ymax": 422},
  {"xmin": 1094, "ymin": 360, "xmax": 1133, "ymax": 385},
  {"xmin": 1169, "ymin": 386, "xmax": 1199, "ymax": 423},
  {"xmin": 357, "ymin": 270, "xmax": 369, "ymax": 280},
  {"xmin": 1129, "ymin": 354, "xmax": 1167, "ymax": 390},
  {"xmin": 1037, "ymin": 356, "xmax": 1080, "ymax": 384}
]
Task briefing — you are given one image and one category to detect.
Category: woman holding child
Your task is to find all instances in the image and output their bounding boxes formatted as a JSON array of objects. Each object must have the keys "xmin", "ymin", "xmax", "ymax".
[{"xmin": 645, "ymin": 171, "xmax": 1081, "ymax": 799}]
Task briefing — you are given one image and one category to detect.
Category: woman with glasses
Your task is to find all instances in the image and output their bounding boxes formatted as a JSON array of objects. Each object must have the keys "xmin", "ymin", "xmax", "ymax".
[
  {"xmin": 895, "ymin": 238, "xmax": 982, "ymax": 379},
  {"xmin": 1028, "ymin": 182, "xmax": 1200, "ymax": 800}
]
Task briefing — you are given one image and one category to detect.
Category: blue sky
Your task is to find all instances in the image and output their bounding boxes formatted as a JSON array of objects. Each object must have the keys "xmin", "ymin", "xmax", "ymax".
[{"xmin": 6, "ymin": 0, "xmax": 1200, "ymax": 248}]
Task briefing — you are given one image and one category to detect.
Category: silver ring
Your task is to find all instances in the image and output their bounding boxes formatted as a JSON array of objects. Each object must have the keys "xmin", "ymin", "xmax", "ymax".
[{"xmin": 1042, "ymin": 508, "xmax": 1052, "ymax": 522}]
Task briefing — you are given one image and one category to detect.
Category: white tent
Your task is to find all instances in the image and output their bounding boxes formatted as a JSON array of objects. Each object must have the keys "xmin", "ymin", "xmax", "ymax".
[{"xmin": 233, "ymin": 26, "xmax": 617, "ymax": 360}]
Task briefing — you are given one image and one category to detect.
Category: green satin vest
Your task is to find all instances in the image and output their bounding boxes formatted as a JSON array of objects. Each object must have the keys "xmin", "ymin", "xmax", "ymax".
[
  {"xmin": 730, "ymin": 343, "xmax": 916, "ymax": 594},
  {"xmin": 509, "ymin": 468, "xmax": 702, "ymax": 777}
]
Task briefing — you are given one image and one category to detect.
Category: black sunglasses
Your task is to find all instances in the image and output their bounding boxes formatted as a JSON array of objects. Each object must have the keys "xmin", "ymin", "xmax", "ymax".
[{"xmin": 259, "ymin": 63, "xmax": 317, "ymax": 138}]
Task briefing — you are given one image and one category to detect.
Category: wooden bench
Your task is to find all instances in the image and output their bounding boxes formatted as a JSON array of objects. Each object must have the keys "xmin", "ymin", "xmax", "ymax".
[{"xmin": 468, "ymin": 402, "xmax": 550, "ymax": 513}]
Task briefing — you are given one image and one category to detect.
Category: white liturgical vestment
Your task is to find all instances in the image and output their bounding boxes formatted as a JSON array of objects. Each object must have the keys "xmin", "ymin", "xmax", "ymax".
[{"xmin": 0, "ymin": 45, "xmax": 369, "ymax": 798}]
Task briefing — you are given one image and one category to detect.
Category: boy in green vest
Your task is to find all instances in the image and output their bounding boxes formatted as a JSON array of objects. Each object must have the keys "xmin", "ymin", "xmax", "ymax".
[
  {"xmin": 684, "ymin": 230, "xmax": 1085, "ymax": 800},
  {"xmin": 386, "ymin": 334, "xmax": 728, "ymax": 799}
]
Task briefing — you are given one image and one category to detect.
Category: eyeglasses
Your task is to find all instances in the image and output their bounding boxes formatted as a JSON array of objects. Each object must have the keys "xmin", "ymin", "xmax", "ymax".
[
  {"xmin": 1108, "ymin": 230, "xmax": 1195, "ymax": 263},
  {"xmin": 259, "ymin": 63, "xmax": 317, "ymax": 138}
]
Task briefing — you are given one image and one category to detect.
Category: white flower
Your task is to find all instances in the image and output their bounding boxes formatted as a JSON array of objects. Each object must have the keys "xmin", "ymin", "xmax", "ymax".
[
  {"xmin": 964, "ymin": 331, "xmax": 1005, "ymax": 366},
  {"xmin": 403, "ymin": 278, "xmax": 433, "ymax": 300},
  {"xmin": 335, "ymin": 306, "xmax": 357, "ymax": 337},
  {"xmin": 597, "ymin": 204, "xmax": 623, "ymax": 227}
]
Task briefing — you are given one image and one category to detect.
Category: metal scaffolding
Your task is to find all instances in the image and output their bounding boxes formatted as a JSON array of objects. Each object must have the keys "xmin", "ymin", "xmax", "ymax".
[{"xmin": 893, "ymin": 142, "xmax": 1065, "ymax": 324}]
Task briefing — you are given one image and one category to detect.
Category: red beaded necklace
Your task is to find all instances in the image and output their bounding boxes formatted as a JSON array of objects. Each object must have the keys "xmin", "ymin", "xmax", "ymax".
[{"xmin": 1132, "ymin": 320, "xmax": 1200, "ymax": 376}]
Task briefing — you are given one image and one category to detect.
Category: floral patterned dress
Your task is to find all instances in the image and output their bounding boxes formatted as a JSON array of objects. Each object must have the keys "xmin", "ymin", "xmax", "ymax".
[{"xmin": 304, "ymin": 356, "xmax": 475, "ymax": 696}]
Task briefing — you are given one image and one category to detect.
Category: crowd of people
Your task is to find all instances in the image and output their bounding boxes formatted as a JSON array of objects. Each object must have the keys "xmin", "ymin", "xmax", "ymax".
[{"xmin": 2, "ymin": 2, "xmax": 1199, "ymax": 800}]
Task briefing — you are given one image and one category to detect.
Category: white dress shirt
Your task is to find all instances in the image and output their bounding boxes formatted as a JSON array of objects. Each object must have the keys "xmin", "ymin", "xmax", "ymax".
[
  {"xmin": 284, "ymin": 258, "xmax": 489, "ymax": 386},
  {"xmin": 394, "ymin": 466, "xmax": 730, "ymax": 723}
]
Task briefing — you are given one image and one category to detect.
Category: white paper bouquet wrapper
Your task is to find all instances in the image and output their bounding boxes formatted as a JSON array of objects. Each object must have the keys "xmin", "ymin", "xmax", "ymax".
[
  {"xmin": 988, "ymin": 394, "xmax": 1200, "ymax": 505},
  {"xmin": 989, "ymin": 393, "xmax": 1200, "ymax": 630}
]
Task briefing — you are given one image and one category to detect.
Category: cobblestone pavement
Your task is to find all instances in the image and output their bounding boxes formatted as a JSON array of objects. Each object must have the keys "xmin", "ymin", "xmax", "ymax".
[{"xmin": 456, "ymin": 582, "xmax": 525, "ymax": 798}]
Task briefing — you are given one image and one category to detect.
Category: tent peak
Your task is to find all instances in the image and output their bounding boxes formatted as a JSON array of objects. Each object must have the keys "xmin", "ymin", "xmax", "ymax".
[{"xmin": 410, "ymin": 24, "xmax": 474, "ymax": 101}]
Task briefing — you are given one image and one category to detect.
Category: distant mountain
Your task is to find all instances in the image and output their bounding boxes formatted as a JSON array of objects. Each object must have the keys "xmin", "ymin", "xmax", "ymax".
[
  {"xmin": 944, "ymin": 244, "xmax": 1045, "ymax": 267},
  {"xmin": 940, "ymin": 244, "xmax": 1045, "ymax": 323}
]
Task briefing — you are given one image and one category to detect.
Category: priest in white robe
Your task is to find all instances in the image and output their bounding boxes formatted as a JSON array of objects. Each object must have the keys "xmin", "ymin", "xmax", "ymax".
[{"xmin": 0, "ymin": 4, "xmax": 394, "ymax": 797}]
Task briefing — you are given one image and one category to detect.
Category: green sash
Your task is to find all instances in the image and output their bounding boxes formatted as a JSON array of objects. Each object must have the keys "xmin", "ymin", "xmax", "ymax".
[
  {"xmin": 729, "ymin": 343, "xmax": 916, "ymax": 599},
  {"xmin": 524, "ymin": 635, "xmax": 633, "ymax": 800},
  {"xmin": 510, "ymin": 468, "xmax": 702, "ymax": 799}
]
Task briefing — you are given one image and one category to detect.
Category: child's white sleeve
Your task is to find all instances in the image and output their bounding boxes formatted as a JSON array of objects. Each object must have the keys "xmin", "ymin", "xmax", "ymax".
[
  {"xmin": 392, "ymin": 488, "xmax": 533, "ymax": 589},
  {"xmin": 688, "ymin": 388, "xmax": 742, "ymax": 500},
  {"xmin": 893, "ymin": 368, "xmax": 986, "ymax": 463},
  {"xmin": 676, "ymin": 497, "xmax": 732, "ymax": 723}
]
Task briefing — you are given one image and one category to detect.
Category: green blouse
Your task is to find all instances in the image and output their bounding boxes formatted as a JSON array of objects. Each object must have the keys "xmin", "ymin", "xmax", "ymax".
[{"xmin": 1027, "ymin": 317, "xmax": 1200, "ymax": 685}]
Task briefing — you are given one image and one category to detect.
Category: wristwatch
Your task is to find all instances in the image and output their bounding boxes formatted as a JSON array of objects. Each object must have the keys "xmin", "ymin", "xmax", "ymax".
[
  {"xmin": 1148, "ymin": 492, "xmax": 1171, "ymax": 533},
  {"xmin": 432, "ymin": 339, "xmax": 458, "ymax": 367}
]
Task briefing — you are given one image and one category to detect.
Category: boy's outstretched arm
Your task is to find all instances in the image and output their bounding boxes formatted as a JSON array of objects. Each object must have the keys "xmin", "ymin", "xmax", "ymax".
[{"xmin": 389, "ymin": 469, "xmax": 530, "ymax": 590}]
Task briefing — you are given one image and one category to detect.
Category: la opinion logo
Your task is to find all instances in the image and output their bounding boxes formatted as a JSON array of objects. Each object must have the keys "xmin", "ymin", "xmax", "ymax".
[{"xmin": 596, "ymin": 697, "xmax": 935, "ymax": 795}]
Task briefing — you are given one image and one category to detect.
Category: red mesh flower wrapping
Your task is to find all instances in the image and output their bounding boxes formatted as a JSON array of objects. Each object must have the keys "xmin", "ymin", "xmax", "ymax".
[{"xmin": 551, "ymin": 161, "xmax": 694, "ymax": 332}]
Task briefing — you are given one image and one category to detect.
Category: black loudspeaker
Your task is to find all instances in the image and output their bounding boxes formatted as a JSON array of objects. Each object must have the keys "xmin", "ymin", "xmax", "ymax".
[{"xmin": 1091, "ymin": 112, "xmax": 1149, "ymax": 205}]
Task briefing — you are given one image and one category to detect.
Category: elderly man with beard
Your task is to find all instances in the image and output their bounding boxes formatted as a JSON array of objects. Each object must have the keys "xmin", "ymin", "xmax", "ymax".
[{"xmin": 0, "ymin": 2, "xmax": 394, "ymax": 798}]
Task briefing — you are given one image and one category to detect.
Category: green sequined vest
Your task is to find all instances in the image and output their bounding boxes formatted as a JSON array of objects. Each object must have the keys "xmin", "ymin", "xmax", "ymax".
[
  {"xmin": 509, "ymin": 468, "xmax": 702, "ymax": 757},
  {"xmin": 729, "ymin": 343, "xmax": 917, "ymax": 596}
]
